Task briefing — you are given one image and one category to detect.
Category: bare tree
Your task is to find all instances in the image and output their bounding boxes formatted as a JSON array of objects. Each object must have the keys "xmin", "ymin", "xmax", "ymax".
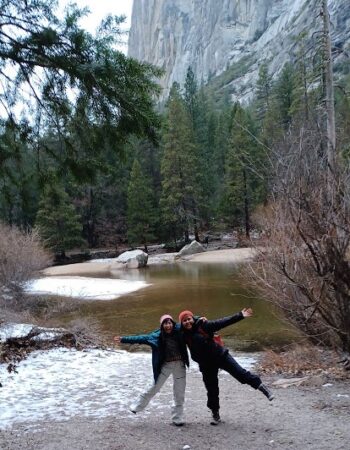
[
  {"xmin": 321, "ymin": 0, "xmax": 336, "ymax": 173},
  {"xmin": 245, "ymin": 0, "xmax": 350, "ymax": 365},
  {"xmin": 249, "ymin": 120, "xmax": 350, "ymax": 356}
]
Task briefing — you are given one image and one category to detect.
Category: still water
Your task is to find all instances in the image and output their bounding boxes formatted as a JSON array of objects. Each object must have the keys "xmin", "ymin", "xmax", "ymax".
[{"xmin": 66, "ymin": 262, "xmax": 298, "ymax": 351}]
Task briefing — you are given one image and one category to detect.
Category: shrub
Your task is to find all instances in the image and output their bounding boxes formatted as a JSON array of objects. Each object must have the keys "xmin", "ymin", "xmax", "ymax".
[{"xmin": 0, "ymin": 222, "xmax": 51, "ymax": 296}]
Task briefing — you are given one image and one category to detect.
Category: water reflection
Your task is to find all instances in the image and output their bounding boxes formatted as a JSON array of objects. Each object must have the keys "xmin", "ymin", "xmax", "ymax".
[{"xmin": 62, "ymin": 262, "xmax": 298, "ymax": 351}]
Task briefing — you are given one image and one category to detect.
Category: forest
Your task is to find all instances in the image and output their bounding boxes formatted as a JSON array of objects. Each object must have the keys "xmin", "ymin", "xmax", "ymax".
[
  {"xmin": 1, "ymin": 0, "xmax": 350, "ymax": 355},
  {"xmin": 0, "ymin": 2, "xmax": 348, "ymax": 252}
]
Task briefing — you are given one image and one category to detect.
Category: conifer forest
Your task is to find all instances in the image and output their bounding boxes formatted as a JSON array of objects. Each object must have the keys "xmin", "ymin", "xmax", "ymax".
[{"xmin": 1, "ymin": 0, "xmax": 350, "ymax": 353}]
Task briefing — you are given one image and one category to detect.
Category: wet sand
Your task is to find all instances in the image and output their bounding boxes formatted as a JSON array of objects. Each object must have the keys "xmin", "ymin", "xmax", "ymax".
[{"xmin": 43, "ymin": 248, "xmax": 257, "ymax": 276}]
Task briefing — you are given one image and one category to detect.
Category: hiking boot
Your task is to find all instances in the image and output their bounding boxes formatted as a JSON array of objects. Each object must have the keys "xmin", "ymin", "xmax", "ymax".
[
  {"xmin": 173, "ymin": 421, "xmax": 185, "ymax": 427},
  {"xmin": 258, "ymin": 383, "xmax": 275, "ymax": 401},
  {"xmin": 210, "ymin": 410, "xmax": 221, "ymax": 425}
]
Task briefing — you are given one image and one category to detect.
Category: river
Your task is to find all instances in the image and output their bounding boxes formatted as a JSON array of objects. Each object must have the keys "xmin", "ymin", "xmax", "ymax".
[{"xmin": 58, "ymin": 261, "xmax": 297, "ymax": 350}]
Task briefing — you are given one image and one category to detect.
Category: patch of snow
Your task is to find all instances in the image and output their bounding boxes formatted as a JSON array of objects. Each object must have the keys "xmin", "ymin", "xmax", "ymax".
[
  {"xmin": 25, "ymin": 276, "xmax": 150, "ymax": 300},
  {"xmin": 88, "ymin": 258, "xmax": 116, "ymax": 263},
  {"xmin": 0, "ymin": 323, "xmax": 34, "ymax": 341},
  {"xmin": 0, "ymin": 323, "xmax": 69, "ymax": 343},
  {"xmin": 0, "ymin": 347, "xmax": 256, "ymax": 430}
]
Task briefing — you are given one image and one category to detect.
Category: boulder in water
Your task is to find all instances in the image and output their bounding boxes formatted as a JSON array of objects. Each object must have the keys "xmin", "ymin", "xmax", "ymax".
[
  {"xmin": 177, "ymin": 240, "xmax": 205, "ymax": 257},
  {"xmin": 109, "ymin": 250, "xmax": 148, "ymax": 270}
]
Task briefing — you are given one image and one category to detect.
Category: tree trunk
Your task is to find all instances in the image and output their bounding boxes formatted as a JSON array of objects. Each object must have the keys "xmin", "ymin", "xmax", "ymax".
[
  {"xmin": 322, "ymin": 0, "xmax": 336, "ymax": 173},
  {"xmin": 184, "ymin": 228, "xmax": 189, "ymax": 244},
  {"xmin": 87, "ymin": 187, "xmax": 96, "ymax": 247},
  {"xmin": 243, "ymin": 168, "xmax": 250, "ymax": 238},
  {"xmin": 194, "ymin": 218, "xmax": 199, "ymax": 242}
]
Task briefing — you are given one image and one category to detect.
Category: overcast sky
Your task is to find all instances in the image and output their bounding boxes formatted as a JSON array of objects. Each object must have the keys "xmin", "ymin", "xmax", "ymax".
[
  {"xmin": 59, "ymin": 1, "xmax": 133, "ymax": 33},
  {"xmin": 59, "ymin": 1, "xmax": 134, "ymax": 51}
]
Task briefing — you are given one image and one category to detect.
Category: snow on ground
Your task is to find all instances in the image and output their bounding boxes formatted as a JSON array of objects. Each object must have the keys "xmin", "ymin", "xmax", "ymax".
[
  {"xmin": 0, "ymin": 347, "xmax": 256, "ymax": 430},
  {"xmin": 0, "ymin": 323, "xmax": 34, "ymax": 340},
  {"xmin": 89, "ymin": 253, "xmax": 177, "ymax": 265},
  {"xmin": 0, "ymin": 323, "xmax": 66, "ymax": 342},
  {"xmin": 25, "ymin": 276, "xmax": 150, "ymax": 300}
]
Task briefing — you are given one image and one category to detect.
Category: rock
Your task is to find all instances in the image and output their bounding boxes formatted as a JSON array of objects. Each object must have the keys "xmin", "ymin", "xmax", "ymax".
[
  {"xmin": 129, "ymin": 0, "xmax": 350, "ymax": 104},
  {"xmin": 109, "ymin": 250, "xmax": 148, "ymax": 270},
  {"xmin": 272, "ymin": 377, "xmax": 310, "ymax": 388},
  {"xmin": 301, "ymin": 374, "xmax": 327, "ymax": 387},
  {"xmin": 177, "ymin": 240, "xmax": 205, "ymax": 257}
]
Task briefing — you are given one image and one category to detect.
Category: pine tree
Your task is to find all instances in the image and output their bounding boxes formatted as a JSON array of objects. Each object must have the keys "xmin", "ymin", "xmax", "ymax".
[
  {"xmin": 160, "ymin": 83, "xmax": 201, "ymax": 244},
  {"xmin": 0, "ymin": 0, "xmax": 161, "ymax": 183},
  {"xmin": 212, "ymin": 108, "xmax": 231, "ymax": 210},
  {"xmin": 274, "ymin": 63, "xmax": 297, "ymax": 130},
  {"xmin": 192, "ymin": 88, "xmax": 216, "ymax": 226},
  {"xmin": 223, "ymin": 105, "xmax": 265, "ymax": 236},
  {"xmin": 35, "ymin": 185, "xmax": 85, "ymax": 256},
  {"xmin": 255, "ymin": 63, "xmax": 273, "ymax": 123},
  {"xmin": 127, "ymin": 159, "xmax": 157, "ymax": 252},
  {"xmin": 184, "ymin": 67, "xmax": 199, "ymax": 127}
]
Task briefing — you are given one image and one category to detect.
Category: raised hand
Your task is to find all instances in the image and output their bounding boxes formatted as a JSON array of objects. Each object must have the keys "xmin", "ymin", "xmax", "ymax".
[
  {"xmin": 113, "ymin": 336, "xmax": 122, "ymax": 344},
  {"xmin": 242, "ymin": 307, "xmax": 253, "ymax": 318}
]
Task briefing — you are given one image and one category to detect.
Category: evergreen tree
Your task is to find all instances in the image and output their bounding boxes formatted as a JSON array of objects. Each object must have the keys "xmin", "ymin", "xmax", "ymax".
[
  {"xmin": 212, "ymin": 108, "xmax": 231, "ymax": 210},
  {"xmin": 290, "ymin": 32, "xmax": 311, "ymax": 121},
  {"xmin": 184, "ymin": 67, "xmax": 199, "ymax": 127},
  {"xmin": 192, "ymin": 88, "xmax": 216, "ymax": 225},
  {"xmin": 255, "ymin": 63, "xmax": 273, "ymax": 123},
  {"xmin": 127, "ymin": 159, "xmax": 157, "ymax": 252},
  {"xmin": 160, "ymin": 83, "xmax": 201, "ymax": 244},
  {"xmin": 0, "ymin": 121, "xmax": 39, "ymax": 227},
  {"xmin": 0, "ymin": 0, "xmax": 161, "ymax": 182},
  {"xmin": 223, "ymin": 105, "xmax": 265, "ymax": 236},
  {"xmin": 274, "ymin": 63, "xmax": 297, "ymax": 130},
  {"xmin": 35, "ymin": 185, "xmax": 85, "ymax": 256}
]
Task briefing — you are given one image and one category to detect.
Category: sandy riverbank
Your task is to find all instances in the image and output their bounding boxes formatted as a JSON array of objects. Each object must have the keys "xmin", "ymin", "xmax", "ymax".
[{"xmin": 42, "ymin": 247, "xmax": 257, "ymax": 276}]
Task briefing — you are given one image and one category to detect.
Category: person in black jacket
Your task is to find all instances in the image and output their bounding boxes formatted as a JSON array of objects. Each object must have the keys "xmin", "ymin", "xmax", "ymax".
[{"xmin": 179, "ymin": 308, "xmax": 274, "ymax": 425}]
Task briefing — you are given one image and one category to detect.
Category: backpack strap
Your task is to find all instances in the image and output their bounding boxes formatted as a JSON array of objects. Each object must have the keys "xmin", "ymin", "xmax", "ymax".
[{"xmin": 198, "ymin": 325, "xmax": 224, "ymax": 347}]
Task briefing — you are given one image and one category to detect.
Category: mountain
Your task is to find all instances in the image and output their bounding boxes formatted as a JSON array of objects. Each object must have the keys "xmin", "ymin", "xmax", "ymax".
[{"xmin": 128, "ymin": 0, "xmax": 350, "ymax": 103}]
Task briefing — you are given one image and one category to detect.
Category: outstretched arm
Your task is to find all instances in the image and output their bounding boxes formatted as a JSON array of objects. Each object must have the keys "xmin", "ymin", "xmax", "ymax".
[
  {"xmin": 114, "ymin": 332, "xmax": 155, "ymax": 346},
  {"xmin": 201, "ymin": 308, "xmax": 253, "ymax": 333}
]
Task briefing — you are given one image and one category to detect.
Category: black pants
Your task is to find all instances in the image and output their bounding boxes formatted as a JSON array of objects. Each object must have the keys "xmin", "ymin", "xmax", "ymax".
[{"xmin": 200, "ymin": 352, "xmax": 262, "ymax": 412}]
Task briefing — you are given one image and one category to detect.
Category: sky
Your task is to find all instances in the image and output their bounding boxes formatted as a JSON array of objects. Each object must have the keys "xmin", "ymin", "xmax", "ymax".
[{"xmin": 59, "ymin": 0, "xmax": 134, "ymax": 42}]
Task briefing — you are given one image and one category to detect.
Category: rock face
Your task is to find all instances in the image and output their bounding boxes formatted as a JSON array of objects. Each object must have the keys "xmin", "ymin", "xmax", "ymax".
[
  {"xmin": 128, "ymin": 0, "xmax": 350, "ymax": 103},
  {"xmin": 109, "ymin": 250, "xmax": 148, "ymax": 270}
]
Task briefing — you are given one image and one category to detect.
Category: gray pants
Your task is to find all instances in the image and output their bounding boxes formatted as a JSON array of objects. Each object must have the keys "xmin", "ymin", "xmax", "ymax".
[{"xmin": 131, "ymin": 360, "xmax": 186, "ymax": 424}]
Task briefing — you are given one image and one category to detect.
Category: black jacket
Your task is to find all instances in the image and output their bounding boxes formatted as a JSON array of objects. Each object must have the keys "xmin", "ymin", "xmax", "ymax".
[{"xmin": 183, "ymin": 312, "xmax": 244, "ymax": 368}]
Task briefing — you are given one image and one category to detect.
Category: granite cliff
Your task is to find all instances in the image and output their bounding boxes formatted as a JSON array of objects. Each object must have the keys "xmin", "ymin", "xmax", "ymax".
[{"xmin": 128, "ymin": 0, "xmax": 350, "ymax": 103}]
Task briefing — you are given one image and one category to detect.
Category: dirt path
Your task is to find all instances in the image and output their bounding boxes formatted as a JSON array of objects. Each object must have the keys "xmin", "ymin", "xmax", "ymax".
[{"xmin": 1, "ymin": 372, "xmax": 349, "ymax": 450}]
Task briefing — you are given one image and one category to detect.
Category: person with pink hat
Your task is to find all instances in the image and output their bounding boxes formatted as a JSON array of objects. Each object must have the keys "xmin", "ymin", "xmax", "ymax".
[{"xmin": 114, "ymin": 314, "xmax": 189, "ymax": 426}]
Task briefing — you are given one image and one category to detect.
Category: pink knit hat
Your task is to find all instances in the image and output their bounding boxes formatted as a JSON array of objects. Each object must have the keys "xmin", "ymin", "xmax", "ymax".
[{"xmin": 160, "ymin": 314, "xmax": 175, "ymax": 325}]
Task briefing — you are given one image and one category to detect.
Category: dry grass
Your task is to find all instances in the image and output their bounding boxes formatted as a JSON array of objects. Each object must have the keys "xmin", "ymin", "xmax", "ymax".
[
  {"xmin": 258, "ymin": 344, "xmax": 342, "ymax": 376},
  {"xmin": 0, "ymin": 222, "xmax": 52, "ymax": 294}
]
